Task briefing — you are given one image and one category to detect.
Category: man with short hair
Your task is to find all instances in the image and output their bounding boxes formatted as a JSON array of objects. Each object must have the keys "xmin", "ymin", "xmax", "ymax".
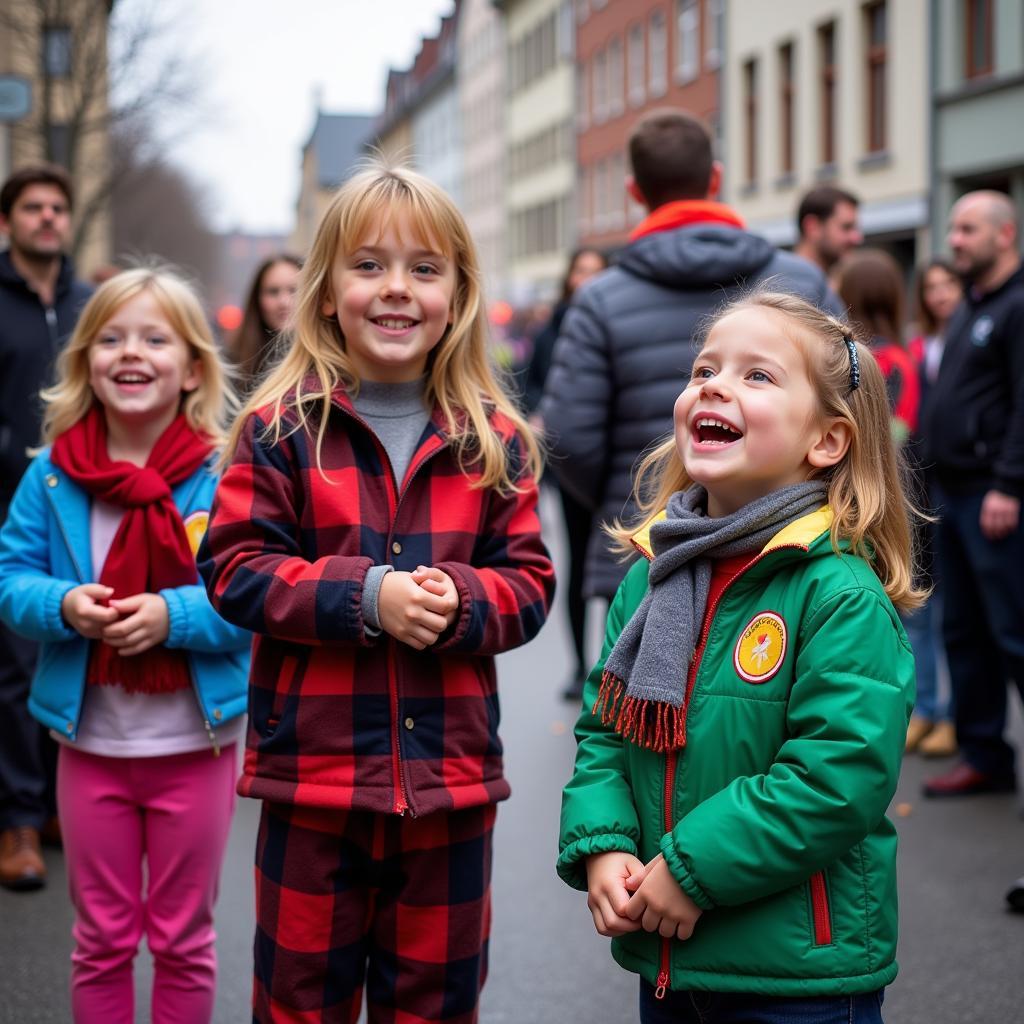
[
  {"xmin": 921, "ymin": 189, "xmax": 1024, "ymax": 808},
  {"xmin": 0, "ymin": 164, "xmax": 92, "ymax": 890},
  {"xmin": 794, "ymin": 185, "xmax": 863, "ymax": 276},
  {"xmin": 541, "ymin": 109, "xmax": 839, "ymax": 610}
]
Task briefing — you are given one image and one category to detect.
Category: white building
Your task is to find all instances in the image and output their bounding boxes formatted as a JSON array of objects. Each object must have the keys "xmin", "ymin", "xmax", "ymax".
[{"xmin": 722, "ymin": 0, "xmax": 930, "ymax": 266}]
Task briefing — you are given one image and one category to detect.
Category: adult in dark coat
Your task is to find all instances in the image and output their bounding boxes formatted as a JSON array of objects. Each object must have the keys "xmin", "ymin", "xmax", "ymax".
[
  {"xmin": 0, "ymin": 164, "xmax": 92, "ymax": 890},
  {"xmin": 525, "ymin": 248, "xmax": 607, "ymax": 698},
  {"xmin": 540, "ymin": 110, "xmax": 840, "ymax": 602}
]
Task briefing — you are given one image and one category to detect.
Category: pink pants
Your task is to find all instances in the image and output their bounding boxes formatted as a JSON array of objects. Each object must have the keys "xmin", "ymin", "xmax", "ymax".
[{"xmin": 57, "ymin": 744, "xmax": 238, "ymax": 1024}]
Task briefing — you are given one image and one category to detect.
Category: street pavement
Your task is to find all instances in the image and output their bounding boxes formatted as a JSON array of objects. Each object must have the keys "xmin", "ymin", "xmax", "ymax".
[{"xmin": 2, "ymin": 492, "xmax": 1022, "ymax": 1023}]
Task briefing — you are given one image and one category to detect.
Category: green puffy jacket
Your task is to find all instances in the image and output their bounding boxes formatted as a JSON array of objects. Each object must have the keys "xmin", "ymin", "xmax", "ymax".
[{"xmin": 558, "ymin": 508, "xmax": 915, "ymax": 997}]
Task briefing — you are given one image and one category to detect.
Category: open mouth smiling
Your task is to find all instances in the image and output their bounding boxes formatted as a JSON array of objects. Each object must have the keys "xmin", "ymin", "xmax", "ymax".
[
  {"xmin": 113, "ymin": 372, "xmax": 153, "ymax": 385},
  {"xmin": 370, "ymin": 315, "xmax": 420, "ymax": 331},
  {"xmin": 693, "ymin": 416, "xmax": 744, "ymax": 445}
]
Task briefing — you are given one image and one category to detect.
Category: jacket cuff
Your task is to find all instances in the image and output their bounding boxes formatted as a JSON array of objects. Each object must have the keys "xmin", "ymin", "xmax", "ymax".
[
  {"xmin": 556, "ymin": 833, "xmax": 639, "ymax": 892},
  {"xmin": 47, "ymin": 582, "xmax": 79, "ymax": 640},
  {"xmin": 660, "ymin": 832, "xmax": 716, "ymax": 910},
  {"xmin": 361, "ymin": 564, "xmax": 393, "ymax": 636},
  {"xmin": 160, "ymin": 588, "xmax": 185, "ymax": 648},
  {"xmin": 992, "ymin": 475, "xmax": 1024, "ymax": 499}
]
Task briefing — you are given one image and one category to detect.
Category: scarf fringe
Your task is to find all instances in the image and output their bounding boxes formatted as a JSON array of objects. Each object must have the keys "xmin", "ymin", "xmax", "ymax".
[
  {"xmin": 593, "ymin": 670, "xmax": 686, "ymax": 752},
  {"xmin": 87, "ymin": 642, "xmax": 192, "ymax": 695}
]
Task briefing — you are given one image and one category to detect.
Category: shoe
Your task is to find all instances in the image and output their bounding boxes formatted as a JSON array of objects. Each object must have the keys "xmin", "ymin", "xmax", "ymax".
[
  {"xmin": 918, "ymin": 721, "xmax": 958, "ymax": 758},
  {"xmin": 0, "ymin": 827, "xmax": 47, "ymax": 891},
  {"xmin": 561, "ymin": 675, "xmax": 586, "ymax": 702},
  {"xmin": 905, "ymin": 716, "xmax": 934, "ymax": 752},
  {"xmin": 922, "ymin": 761, "xmax": 1016, "ymax": 798},
  {"xmin": 1007, "ymin": 878, "xmax": 1024, "ymax": 913},
  {"xmin": 39, "ymin": 816, "xmax": 62, "ymax": 848}
]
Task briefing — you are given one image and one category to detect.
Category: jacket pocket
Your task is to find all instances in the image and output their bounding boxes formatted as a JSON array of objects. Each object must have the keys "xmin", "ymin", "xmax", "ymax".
[{"xmin": 808, "ymin": 870, "xmax": 833, "ymax": 946}]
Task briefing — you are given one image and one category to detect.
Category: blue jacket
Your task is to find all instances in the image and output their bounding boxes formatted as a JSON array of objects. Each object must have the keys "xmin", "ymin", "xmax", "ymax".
[{"xmin": 0, "ymin": 449, "xmax": 250, "ymax": 747}]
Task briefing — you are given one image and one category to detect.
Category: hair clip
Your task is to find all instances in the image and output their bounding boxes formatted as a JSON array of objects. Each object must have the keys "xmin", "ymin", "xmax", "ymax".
[{"xmin": 844, "ymin": 334, "xmax": 860, "ymax": 393}]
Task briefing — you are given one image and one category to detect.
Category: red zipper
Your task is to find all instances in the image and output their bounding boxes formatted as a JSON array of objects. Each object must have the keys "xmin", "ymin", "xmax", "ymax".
[
  {"xmin": 388, "ymin": 641, "xmax": 409, "ymax": 814},
  {"xmin": 809, "ymin": 871, "xmax": 832, "ymax": 945}
]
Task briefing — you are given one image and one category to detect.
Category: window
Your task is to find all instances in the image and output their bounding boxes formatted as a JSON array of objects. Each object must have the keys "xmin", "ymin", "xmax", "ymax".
[
  {"xmin": 628, "ymin": 23, "xmax": 646, "ymax": 106},
  {"xmin": 43, "ymin": 26, "xmax": 72, "ymax": 77},
  {"xmin": 608, "ymin": 36, "xmax": 624, "ymax": 116},
  {"xmin": 965, "ymin": 0, "xmax": 993, "ymax": 79},
  {"xmin": 575, "ymin": 0, "xmax": 590, "ymax": 25},
  {"xmin": 649, "ymin": 10, "xmax": 668, "ymax": 96},
  {"xmin": 706, "ymin": 0, "xmax": 724, "ymax": 69},
  {"xmin": 577, "ymin": 61, "xmax": 590, "ymax": 131},
  {"xmin": 593, "ymin": 48, "xmax": 608, "ymax": 123},
  {"xmin": 779, "ymin": 42, "xmax": 795, "ymax": 176},
  {"xmin": 743, "ymin": 59, "xmax": 758, "ymax": 186},
  {"xmin": 47, "ymin": 123, "xmax": 71, "ymax": 167},
  {"xmin": 865, "ymin": 2, "xmax": 887, "ymax": 153},
  {"xmin": 818, "ymin": 21, "xmax": 837, "ymax": 166},
  {"xmin": 676, "ymin": 0, "xmax": 700, "ymax": 83},
  {"xmin": 610, "ymin": 152, "xmax": 626, "ymax": 229}
]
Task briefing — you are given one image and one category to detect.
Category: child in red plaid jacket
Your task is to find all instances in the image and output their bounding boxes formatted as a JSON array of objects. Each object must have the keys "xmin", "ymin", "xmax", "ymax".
[{"xmin": 199, "ymin": 164, "xmax": 555, "ymax": 1024}]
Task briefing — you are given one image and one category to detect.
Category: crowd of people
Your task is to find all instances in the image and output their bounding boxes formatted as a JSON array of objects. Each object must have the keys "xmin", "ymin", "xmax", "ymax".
[{"xmin": 0, "ymin": 102, "xmax": 1021, "ymax": 1024}]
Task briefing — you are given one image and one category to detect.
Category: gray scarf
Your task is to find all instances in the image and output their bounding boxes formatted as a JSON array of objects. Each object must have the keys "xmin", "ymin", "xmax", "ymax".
[{"xmin": 595, "ymin": 481, "xmax": 828, "ymax": 750}]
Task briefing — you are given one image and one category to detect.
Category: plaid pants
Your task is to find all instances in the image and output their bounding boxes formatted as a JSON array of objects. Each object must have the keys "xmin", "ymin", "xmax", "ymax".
[{"xmin": 253, "ymin": 800, "xmax": 496, "ymax": 1024}]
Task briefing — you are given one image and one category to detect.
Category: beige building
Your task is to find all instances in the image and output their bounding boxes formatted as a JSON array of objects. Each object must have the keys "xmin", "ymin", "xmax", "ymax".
[
  {"xmin": 498, "ymin": 0, "xmax": 576, "ymax": 303},
  {"xmin": 0, "ymin": 0, "xmax": 114, "ymax": 274},
  {"xmin": 459, "ymin": 0, "xmax": 507, "ymax": 302},
  {"xmin": 722, "ymin": 0, "xmax": 930, "ymax": 265}
]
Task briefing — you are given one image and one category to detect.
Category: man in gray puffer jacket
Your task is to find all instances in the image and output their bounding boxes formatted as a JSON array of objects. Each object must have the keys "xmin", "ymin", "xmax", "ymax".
[{"xmin": 541, "ymin": 110, "xmax": 841, "ymax": 602}]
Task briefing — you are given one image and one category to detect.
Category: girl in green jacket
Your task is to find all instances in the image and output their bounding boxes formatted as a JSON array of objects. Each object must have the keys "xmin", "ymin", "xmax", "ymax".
[{"xmin": 558, "ymin": 291, "xmax": 919, "ymax": 1023}]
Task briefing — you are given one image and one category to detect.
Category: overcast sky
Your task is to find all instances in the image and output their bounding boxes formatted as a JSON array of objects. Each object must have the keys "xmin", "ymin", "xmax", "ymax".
[{"xmin": 116, "ymin": 0, "xmax": 455, "ymax": 235}]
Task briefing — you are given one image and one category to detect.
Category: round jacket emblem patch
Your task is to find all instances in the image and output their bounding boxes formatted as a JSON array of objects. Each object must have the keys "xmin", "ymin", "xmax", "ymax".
[
  {"xmin": 184, "ymin": 510, "xmax": 209, "ymax": 557},
  {"xmin": 733, "ymin": 611, "xmax": 787, "ymax": 684}
]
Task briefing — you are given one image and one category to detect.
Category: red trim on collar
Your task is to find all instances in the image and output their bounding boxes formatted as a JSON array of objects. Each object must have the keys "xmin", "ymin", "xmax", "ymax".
[{"xmin": 629, "ymin": 200, "xmax": 746, "ymax": 242}]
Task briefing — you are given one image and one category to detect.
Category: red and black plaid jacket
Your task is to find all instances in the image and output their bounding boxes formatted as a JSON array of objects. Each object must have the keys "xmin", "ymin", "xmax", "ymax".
[{"xmin": 198, "ymin": 386, "xmax": 554, "ymax": 816}]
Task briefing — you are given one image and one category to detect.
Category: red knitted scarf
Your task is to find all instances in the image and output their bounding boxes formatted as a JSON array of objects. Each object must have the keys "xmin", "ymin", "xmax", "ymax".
[{"xmin": 50, "ymin": 407, "xmax": 213, "ymax": 694}]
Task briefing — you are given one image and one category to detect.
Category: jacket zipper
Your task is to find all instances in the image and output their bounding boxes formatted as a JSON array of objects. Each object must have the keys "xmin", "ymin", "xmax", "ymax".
[
  {"xmin": 652, "ymin": 545, "xmax": 808, "ymax": 1000},
  {"xmin": 341, "ymin": 406, "xmax": 446, "ymax": 817},
  {"xmin": 809, "ymin": 871, "xmax": 832, "ymax": 945}
]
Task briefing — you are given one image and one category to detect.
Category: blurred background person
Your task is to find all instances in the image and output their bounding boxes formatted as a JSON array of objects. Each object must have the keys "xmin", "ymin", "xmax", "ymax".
[
  {"xmin": 904, "ymin": 258, "xmax": 964, "ymax": 756},
  {"xmin": 525, "ymin": 248, "xmax": 608, "ymax": 700},
  {"xmin": 837, "ymin": 248, "xmax": 955, "ymax": 755},
  {"xmin": 226, "ymin": 253, "xmax": 301, "ymax": 394},
  {"xmin": 794, "ymin": 185, "xmax": 863, "ymax": 284}
]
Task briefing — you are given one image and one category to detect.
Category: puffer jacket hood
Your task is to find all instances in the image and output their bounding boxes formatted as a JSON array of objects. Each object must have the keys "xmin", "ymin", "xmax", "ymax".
[{"xmin": 617, "ymin": 224, "xmax": 777, "ymax": 290}]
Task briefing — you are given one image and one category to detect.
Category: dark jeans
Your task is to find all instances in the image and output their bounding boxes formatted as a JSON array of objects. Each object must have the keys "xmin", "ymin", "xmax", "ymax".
[
  {"xmin": 639, "ymin": 981, "xmax": 884, "ymax": 1024},
  {"xmin": 933, "ymin": 483, "xmax": 1024, "ymax": 781},
  {"xmin": 0, "ymin": 619, "xmax": 55, "ymax": 830}
]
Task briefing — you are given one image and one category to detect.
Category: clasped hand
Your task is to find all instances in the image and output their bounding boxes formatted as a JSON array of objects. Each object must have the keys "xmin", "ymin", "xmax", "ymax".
[
  {"xmin": 586, "ymin": 851, "xmax": 702, "ymax": 941},
  {"xmin": 61, "ymin": 584, "xmax": 170, "ymax": 656},
  {"xmin": 378, "ymin": 566, "xmax": 458, "ymax": 650}
]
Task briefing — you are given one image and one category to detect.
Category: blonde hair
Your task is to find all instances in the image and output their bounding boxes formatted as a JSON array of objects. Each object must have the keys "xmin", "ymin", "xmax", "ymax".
[
  {"xmin": 41, "ymin": 266, "xmax": 233, "ymax": 446},
  {"xmin": 222, "ymin": 162, "xmax": 541, "ymax": 491},
  {"xmin": 609, "ymin": 290, "xmax": 925, "ymax": 611}
]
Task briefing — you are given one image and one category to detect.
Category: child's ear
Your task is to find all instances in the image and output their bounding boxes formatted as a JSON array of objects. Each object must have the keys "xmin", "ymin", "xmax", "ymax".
[
  {"xmin": 322, "ymin": 295, "xmax": 336, "ymax": 317},
  {"xmin": 807, "ymin": 417, "xmax": 852, "ymax": 469},
  {"xmin": 181, "ymin": 356, "xmax": 203, "ymax": 395}
]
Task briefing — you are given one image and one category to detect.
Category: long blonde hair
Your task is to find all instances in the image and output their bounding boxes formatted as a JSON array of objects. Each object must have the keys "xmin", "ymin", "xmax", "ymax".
[
  {"xmin": 40, "ymin": 266, "xmax": 233, "ymax": 446},
  {"xmin": 609, "ymin": 291, "xmax": 925, "ymax": 611},
  {"xmin": 223, "ymin": 163, "xmax": 540, "ymax": 491}
]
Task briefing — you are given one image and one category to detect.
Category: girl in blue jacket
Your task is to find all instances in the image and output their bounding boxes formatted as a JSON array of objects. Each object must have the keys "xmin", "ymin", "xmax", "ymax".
[{"xmin": 0, "ymin": 267, "xmax": 250, "ymax": 1024}]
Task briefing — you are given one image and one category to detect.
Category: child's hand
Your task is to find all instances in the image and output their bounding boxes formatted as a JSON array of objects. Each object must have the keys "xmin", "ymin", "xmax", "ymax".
[
  {"xmin": 378, "ymin": 571, "xmax": 452, "ymax": 650},
  {"xmin": 410, "ymin": 565, "xmax": 459, "ymax": 629},
  {"xmin": 101, "ymin": 593, "xmax": 170, "ymax": 657},
  {"xmin": 61, "ymin": 584, "xmax": 120, "ymax": 639},
  {"xmin": 626, "ymin": 853, "xmax": 703, "ymax": 940},
  {"xmin": 585, "ymin": 851, "xmax": 647, "ymax": 937}
]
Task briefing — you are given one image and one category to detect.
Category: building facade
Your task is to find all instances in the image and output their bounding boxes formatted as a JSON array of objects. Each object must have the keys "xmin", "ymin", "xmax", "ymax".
[
  {"xmin": 931, "ymin": 0, "xmax": 1024, "ymax": 248},
  {"xmin": 459, "ymin": 0, "xmax": 507, "ymax": 302},
  {"xmin": 722, "ymin": 0, "xmax": 930, "ymax": 267},
  {"xmin": 499, "ymin": 0, "xmax": 576, "ymax": 303},
  {"xmin": 575, "ymin": 0, "xmax": 721, "ymax": 251},
  {"xmin": 0, "ymin": 0, "xmax": 113, "ymax": 273},
  {"xmin": 290, "ymin": 110, "xmax": 374, "ymax": 254}
]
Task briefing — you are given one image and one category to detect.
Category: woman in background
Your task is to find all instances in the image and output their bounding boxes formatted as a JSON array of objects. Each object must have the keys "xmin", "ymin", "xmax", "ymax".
[{"xmin": 227, "ymin": 254, "xmax": 301, "ymax": 394}]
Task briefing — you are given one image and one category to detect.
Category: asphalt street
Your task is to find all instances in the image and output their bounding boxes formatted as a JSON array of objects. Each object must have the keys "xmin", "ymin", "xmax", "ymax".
[{"xmin": 2, "ymin": 490, "xmax": 1022, "ymax": 1023}]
